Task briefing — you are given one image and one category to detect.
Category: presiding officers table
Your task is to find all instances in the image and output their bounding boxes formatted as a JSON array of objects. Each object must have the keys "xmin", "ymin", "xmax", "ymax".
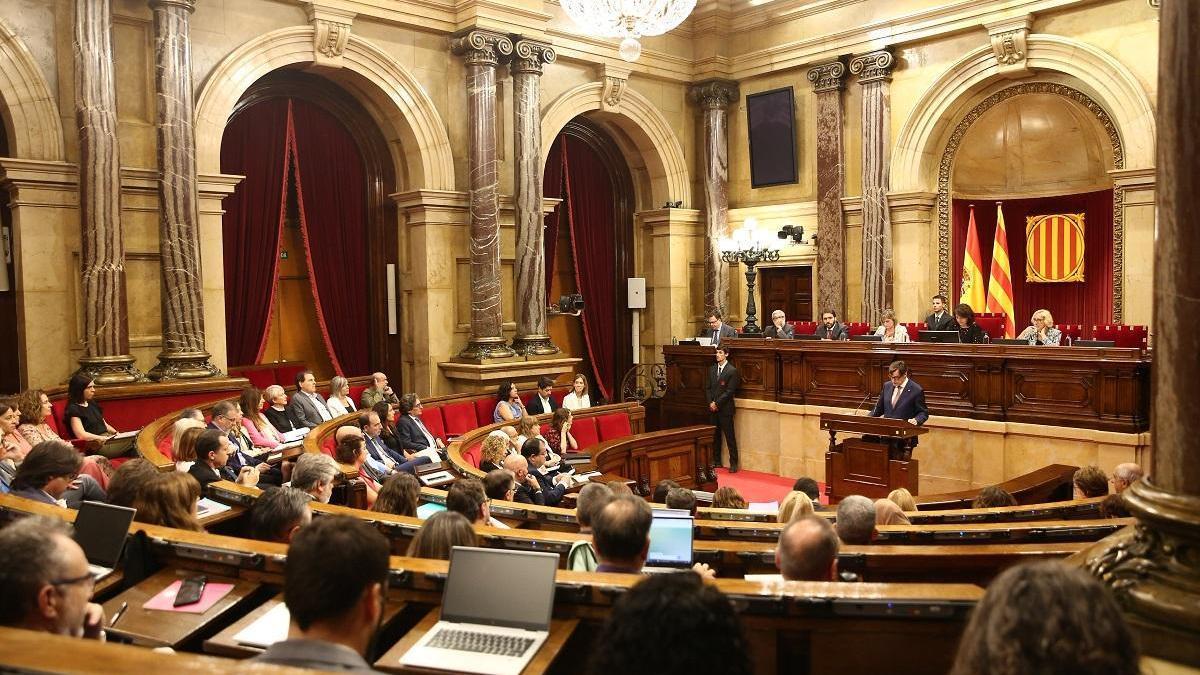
[{"xmin": 662, "ymin": 341, "xmax": 1150, "ymax": 434}]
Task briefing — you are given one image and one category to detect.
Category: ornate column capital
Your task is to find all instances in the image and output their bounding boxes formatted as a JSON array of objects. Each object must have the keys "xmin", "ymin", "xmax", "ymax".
[
  {"xmin": 451, "ymin": 28, "xmax": 513, "ymax": 68},
  {"xmin": 304, "ymin": 3, "xmax": 356, "ymax": 68},
  {"xmin": 596, "ymin": 63, "xmax": 632, "ymax": 111},
  {"xmin": 688, "ymin": 79, "xmax": 740, "ymax": 110},
  {"xmin": 985, "ymin": 14, "xmax": 1032, "ymax": 78},
  {"xmin": 849, "ymin": 50, "xmax": 894, "ymax": 84},
  {"xmin": 509, "ymin": 38, "xmax": 555, "ymax": 76},
  {"xmin": 807, "ymin": 60, "xmax": 847, "ymax": 93},
  {"xmin": 148, "ymin": 0, "xmax": 195, "ymax": 12}
]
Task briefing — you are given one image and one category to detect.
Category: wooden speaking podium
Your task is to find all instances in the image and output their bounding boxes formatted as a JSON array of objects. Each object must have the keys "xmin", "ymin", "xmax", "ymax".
[{"xmin": 821, "ymin": 412, "xmax": 928, "ymax": 503}]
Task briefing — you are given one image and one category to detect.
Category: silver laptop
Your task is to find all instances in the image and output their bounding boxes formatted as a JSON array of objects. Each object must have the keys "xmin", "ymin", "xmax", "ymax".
[
  {"xmin": 73, "ymin": 501, "xmax": 136, "ymax": 580},
  {"xmin": 643, "ymin": 508, "xmax": 695, "ymax": 573},
  {"xmin": 400, "ymin": 547, "xmax": 559, "ymax": 675}
]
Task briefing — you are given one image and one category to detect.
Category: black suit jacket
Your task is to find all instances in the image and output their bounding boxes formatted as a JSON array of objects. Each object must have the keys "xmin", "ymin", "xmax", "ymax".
[
  {"xmin": 705, "ymin": 323, "xmax": 738, "ymax": 346},
  {"xmin": 263, "ymin": 406, "xmax": 300, "ymax": 433},
  {"xmin": 925, "ymin": 312, "xmax": 955, "ymax": 332},
  {"xmin": 705, "ymin": 362, "xmax": 740, "ymax": 416},
  {"xmin": 396, "ymin": 415, "xmax": 439, "ymax": 452},
  {"xmin": 763, "ymin": 323, "xmax": 794, "ymax": 339},
  {"xmin": 869, "ymin": 379, "xmax": 930, "ymax": 425},
  {"xmin": 512, "ymin": 481, "xmax": 546, "ymax": 506},
  {"xmin": 530, "ymin": 469, "xmax": 567, "ymax": 506},
  {"xmin": 525, "ymin": 395, "xmax": 558, "ymax": 416},
  {"xmin": 814, "ymin": 322, "xmax": 849, "ymax": 340}
]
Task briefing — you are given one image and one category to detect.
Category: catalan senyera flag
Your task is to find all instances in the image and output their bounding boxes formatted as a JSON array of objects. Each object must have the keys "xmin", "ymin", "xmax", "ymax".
[
  {"xmin": 1026, "ymin": 212, "xmax": 1086, "ymax": 283},
  {"xmin": 985, "ymin": 203, "xmax": 1016, "ymax": 338},
  {"xmin": 959, "ymin": 206, "xmax": 987, "ymax": 312}
]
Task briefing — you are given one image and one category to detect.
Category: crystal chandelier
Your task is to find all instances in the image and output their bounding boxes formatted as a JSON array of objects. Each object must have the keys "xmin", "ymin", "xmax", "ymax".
[{"xmin": 560, "ymin": 0, "xmax": 697, "ymax": 62}]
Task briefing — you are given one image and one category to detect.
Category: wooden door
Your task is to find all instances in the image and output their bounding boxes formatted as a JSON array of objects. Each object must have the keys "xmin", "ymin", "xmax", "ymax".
[{"xmin": 759, "ymin": 266, "xmax": 814, "ymax": 321}]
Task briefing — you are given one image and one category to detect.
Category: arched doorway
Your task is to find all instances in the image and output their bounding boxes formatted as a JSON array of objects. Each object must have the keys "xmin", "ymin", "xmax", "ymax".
[
  {"xmin": 544, "ymin": 118, "xmax": 635, "ymax": 402},
  {"xmin": 220, "ymin": 71, "xmax": 399, "ymax": 380}
]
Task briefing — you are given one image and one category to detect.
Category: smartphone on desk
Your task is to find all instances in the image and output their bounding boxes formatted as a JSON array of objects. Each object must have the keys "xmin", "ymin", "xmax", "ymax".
[{"xmin": 174, "ymin": 575, "xmax": 207, "ymax": 607}]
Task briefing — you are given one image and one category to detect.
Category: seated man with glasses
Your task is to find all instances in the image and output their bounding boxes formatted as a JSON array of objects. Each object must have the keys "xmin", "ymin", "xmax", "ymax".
[
  {"xmin": 395, "ymin": 393, "xmax": 446, "ymax": 461},
  {"xmin": 0, "ymin": 515, "xmax": 106, "ymax": 638}
]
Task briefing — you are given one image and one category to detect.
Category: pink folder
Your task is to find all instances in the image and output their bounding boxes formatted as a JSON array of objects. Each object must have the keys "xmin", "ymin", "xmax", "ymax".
[{"xmin": 142, "ymin": 580, "xmax": 235, "ymax": 614}]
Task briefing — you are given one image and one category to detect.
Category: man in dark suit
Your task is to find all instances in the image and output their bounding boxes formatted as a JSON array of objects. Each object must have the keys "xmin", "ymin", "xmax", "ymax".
[
  {"xmin": 208, "ymin": 400, "xmax": 283, "ymax": 485},
  {"xmin": 814, "ymin": 310, "xmax": 849, "ymax": 340},
  {"xmin": 703, "ymin": 309, "xmax": 738, "ymax": 346},
  {"xmin": 868, "ymin": 360, "xmax": 930, "ymax": 459},
  {"xmin": 705, "ymin": 346, "xmax": 740, "ymax": 472},
  {"xmin": 763, "ymin": 310, "xmax": 795, "ymax": 339},
  {"xmin": 521, "ymin": 438, "xmax": 570, "ymax": 506},
  {"xmin": 925, "ymin": 294, "xmax": 955, "ymax": 332},
  {"xmin": 524, "ymin": 376, "xmax": 559, "ymax": 415},
  {"xmin": 395, "ymin": 393, "xmax": 446, "ymax": 456}
]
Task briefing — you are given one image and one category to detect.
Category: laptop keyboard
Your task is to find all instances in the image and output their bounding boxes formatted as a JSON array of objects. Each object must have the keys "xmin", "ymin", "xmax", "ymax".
[{"xmin": 427, "ymin": 628, "xmax": 534, "ymax": 657}]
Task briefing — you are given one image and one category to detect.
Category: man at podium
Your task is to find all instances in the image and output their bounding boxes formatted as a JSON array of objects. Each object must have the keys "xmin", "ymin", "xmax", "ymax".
[{"xmin": 868, "ymin": 360, "xmax": 929, "ymax": 460}]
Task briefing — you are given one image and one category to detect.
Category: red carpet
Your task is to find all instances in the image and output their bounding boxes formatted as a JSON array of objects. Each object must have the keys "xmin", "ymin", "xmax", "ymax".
[{"xmin": 712, "ymin": 468, "xmax": 828, "ymax": 507}]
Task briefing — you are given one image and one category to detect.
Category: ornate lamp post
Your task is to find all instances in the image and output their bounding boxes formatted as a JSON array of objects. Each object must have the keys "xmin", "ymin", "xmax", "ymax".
[{"xmin": 719, "ymin": 221, "xmax": 780, "ymax": 335}]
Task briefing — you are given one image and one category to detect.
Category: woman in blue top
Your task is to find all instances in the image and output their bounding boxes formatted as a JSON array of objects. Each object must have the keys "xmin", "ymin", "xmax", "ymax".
[
  {"xmin": 492, "ymin": 381, "xmax": 525, "ymax": 423},
  {"xmin": 1017, "ymin": 309, "xmax": 1063, "ymax": 346}
]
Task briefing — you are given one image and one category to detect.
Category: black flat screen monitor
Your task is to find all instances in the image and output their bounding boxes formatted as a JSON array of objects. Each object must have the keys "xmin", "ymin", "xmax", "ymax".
[
  {"xmin": 746, "ymin": 87, "xmax": 798, "ymax": 188},
  {"xmin": 922, "ymin": 331, "xmax": 961, "ymax": 344}
]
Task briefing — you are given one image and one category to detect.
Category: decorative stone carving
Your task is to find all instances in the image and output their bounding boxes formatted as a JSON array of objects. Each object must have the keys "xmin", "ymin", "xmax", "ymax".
[
  {"xmin": 985, "ymin": 15, "xmax": 1032, "ymax": 78},
  {"xmin": 848, "ymin": 50, "xmax": 894, "ymax": 84},
  {"xmin": 806, "ymin": 60, "xmax": 846, "ymax": 93},
  {"xmin": 304, "ymin": 3, "xmax": 356, "ymax": 68},
  {"xmin": 808, "ymin": 60, "xmax": 848, "ymax": 318},
  {"xmin": 934, "ymin": 82, "xmax": 1125, "ymax": 321},
  {"xmin": 597, "ymin": 63, "xmax": 631, "ymax": 111},
  {"xmin": 452, "ymin": 28, "xmax": 515, "ymax": 361},
  {"xmin": 510, "ymin": 38, "xmax": 559, "ymax": 357},
  {"xmin": 688, "ymin": 79, "xmax": 739, "ymax": 314},
  {"xmin": 73, "ymin": 0, "xmax": 142, "ymax": 384}
]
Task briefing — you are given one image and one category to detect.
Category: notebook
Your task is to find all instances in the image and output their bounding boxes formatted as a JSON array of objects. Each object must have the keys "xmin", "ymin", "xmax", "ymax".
[
  {"xmin": 233, "ymin": 602, "xmax": 291, "ymax": 649},
  {"xmin": 73, "ymin": 501, "xmax": 136, "ymax": 581},
  {"xmin": 644, "ymin": 508, "xmax": 694, "ymax": 572},
  {"xmin": 399, "ymin": 547, "xmax": 559, "ymax": 675}
]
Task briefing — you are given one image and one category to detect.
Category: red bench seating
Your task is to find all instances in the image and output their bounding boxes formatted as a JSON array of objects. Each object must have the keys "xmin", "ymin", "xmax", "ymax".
[
  {"xmin": 1091, "ymin": 324, "xmax": 1148, "ymax": 350},
  {"xmin": 440, "ymin": 402, "xmax": 478, "ymax": 437},
  {"xmin": 462, "ymin": 442, "xmax": 482, "ymax": 469},
  {"xmin": 474, "ymin": 398, "xmax": 495, "ymax": 427},
  {"xmin": 789, "ymin": 320, "xmax": 818, "ymax": 336},
  {"xmin": 974, "ymin": 316, "xmax": 1007, "ymax": 340},
  {"xmin": 569, "ymin": 416, "xmax": 600, "ymax": 450},
  {"xmin": 845, "ymin": 322, "xmax": 871, "ymax": 337},
  {"xmin": 1058, "ymin": 324, "xmax": 1084, "ymax": 344},
  {"xmin": 901, "ymin": 322, "xmax": 922, "ymax": 341},
  {"xmin": 596, "ymin": 412, "xmax": 632, "ymax": 440}
]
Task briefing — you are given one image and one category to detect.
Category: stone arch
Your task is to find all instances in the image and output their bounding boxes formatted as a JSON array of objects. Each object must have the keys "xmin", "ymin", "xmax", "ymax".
[
  {"xmin": 892, "ymin": 34, "xmax": 1154, "ymax": 193},
  {"xmin": 541, "ymin": 82, "xmax": 691, "ymax": 209},
  {"xmin": 0, "ymin": 18, "xmax": 65, "ymax": 160},
  {"xmin": 195, "ymin": 26, "xmax": 453, "ymax": 191}
]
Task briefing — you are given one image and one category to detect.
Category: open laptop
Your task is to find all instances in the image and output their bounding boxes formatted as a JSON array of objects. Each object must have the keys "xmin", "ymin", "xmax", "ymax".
[
  {"xmin": 643, "ymin": 508, "xmax": 695, "ymax": 573},
  {"xmin": 399, "ymin": 547, "xmax": 559, "ymax": 675},
  {"xmin": 72, "ymin": 501, "xmax": 136, "ymax": 580}
]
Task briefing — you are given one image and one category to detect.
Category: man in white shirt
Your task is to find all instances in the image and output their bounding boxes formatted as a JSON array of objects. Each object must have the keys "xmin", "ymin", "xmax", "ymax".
[{"xmin": 288, "ymin": 371, "xmax": 333, "ymax": 429}]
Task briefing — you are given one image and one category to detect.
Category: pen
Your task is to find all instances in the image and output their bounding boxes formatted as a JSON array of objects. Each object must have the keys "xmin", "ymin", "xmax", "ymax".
[{"xmin": 110, "ymin": 602, "xmax": 127, "ymax": 627}]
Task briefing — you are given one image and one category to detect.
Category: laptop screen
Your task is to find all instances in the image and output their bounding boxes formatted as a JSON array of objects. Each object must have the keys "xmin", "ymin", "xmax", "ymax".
[
  {"xmin": 647, "ymin": 509, "xmax": 694, "ymax": 566},
  {"xmin": 72, "ymin": 501, "xmax": 136, "ymax": 568},
  {"xmin": 441, "ymin": 547, "xmax": 558, "ymax": 631}
]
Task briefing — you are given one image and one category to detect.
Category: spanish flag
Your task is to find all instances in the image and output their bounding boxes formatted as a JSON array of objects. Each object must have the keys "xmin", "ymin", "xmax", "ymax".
[
  {"xmin": 959, "ymin": 206, "xmax": 986, "ymax": 312},
  {"xmin": 986, "ymin": 203, "xmax": 1016, "ymax": 338}
]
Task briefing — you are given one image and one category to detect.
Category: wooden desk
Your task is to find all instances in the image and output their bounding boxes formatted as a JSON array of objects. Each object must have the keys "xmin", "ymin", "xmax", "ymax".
[
  {"xmin": 204, "ymin": 593, "xmax": 408, "ymax": 659},
  {"xmin": 102, "ymin": 568, "xmax": 263, "ymax": 648},
  {"xmin": 199, "ymin": 503, "xmax": 246, "ymax": 529},
  {"xmin": 374, "ymin": 609, "xmax": 579, "ymax": 675}
]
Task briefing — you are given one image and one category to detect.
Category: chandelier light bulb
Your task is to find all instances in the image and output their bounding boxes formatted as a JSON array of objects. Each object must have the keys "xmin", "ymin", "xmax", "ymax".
[
  {"xmin": 559, "ymin": 0, "xmax": 696, "ymax": 62},
  {"xmin": 618, "ymin": 37, "xmax": 642, "ymax": 62}
]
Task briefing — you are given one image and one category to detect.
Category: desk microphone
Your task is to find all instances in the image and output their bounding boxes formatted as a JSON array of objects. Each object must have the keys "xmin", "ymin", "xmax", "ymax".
[{"xmin": 854, "ymin": 393, "xmax": 873, "ymax": 416}]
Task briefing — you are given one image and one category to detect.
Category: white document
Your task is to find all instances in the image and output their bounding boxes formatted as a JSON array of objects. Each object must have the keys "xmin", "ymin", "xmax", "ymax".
[
  {"xmin": 233, "ymin": 602, "xmax": 291, "ymax": 648},
  {"xmin": 196, "ymin": 497, "xmax": 232, "ymax": 518},
  {"xmin": 748, "ymin": 501, "xmax": 779, "ymax": 513}
]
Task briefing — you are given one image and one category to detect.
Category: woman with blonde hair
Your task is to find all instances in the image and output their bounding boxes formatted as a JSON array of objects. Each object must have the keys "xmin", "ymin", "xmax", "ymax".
[
  {"xmin": 134, "ymin": 471, "xmax": 205, "ymax": 532},
  {"xmin": 1017, "ymin": 308, "xmax": 1063, "ymax": 346},
  {"xmin": 874, "ymin": 309, "xmax": 910, "ymax": 343},
  {"xmin": 874, "ymin": 498, "xmax": 912, "ymax": 526},
  {"xmin": 406, "ymin": 510, "xmax": 478, "ymax": 560},
  {"xmin": 325, "ymin": 376, "xmax": 357, "ymax": 417},
  {"xmin": 478, "ymin": 433, "xmax": 511, "ymax": 473},
  {"xmin": 262, "ymin": 384, "xmax": 301, "ymax": 433},
  {"xmin": 713, "ymin": 486, "xmax": 747, "ymax": 510},
  {"xmin": 514, "ymin": 415, "xmax": 558, "ymax": 468},
  {"xmin": 778, "ymin": 491, "xmax": 814, "ymax": 523},
  {"xmin": 171, "ymin": 419, "xmax": 206, "ymax": 472},
  {"xmin": 887, "ymin": 487, "xmax": 917, "ymax": 512}
]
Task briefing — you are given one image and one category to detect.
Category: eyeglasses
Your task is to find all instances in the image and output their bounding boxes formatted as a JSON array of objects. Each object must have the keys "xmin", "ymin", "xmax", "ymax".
[{"xmin": 50, "ymin": 571, "xmax": 96, "ymax": 589}]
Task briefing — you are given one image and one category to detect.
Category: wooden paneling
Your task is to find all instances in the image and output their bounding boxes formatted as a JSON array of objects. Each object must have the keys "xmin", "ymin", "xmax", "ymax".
[
  {"xmin": 663, "ymin": 341, "xmax": 1150, "ymax": 433},
  {"xmin": 760, "ymin": 265, "xmax": 814, "ymax": 321}
]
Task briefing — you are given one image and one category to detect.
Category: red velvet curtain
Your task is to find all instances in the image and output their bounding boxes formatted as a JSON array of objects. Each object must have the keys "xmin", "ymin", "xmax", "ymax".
[
  {"xmin": 220, "ymin": 98, "xmax": 290, "ymax": 366},
  {"xmin": 560, "ymin": 135, "xmax": 617, "ymax": 402},
  {"xmin": 288, "ymin": 99, "xmax": 370, "ymax": 376},
  {"xmin": 542, "ymin": 136, "xmax": 566, "ymax": 298},
  {"xmin": 951, "ymin": 189, "xmax": 1114, "ymax": 328}
]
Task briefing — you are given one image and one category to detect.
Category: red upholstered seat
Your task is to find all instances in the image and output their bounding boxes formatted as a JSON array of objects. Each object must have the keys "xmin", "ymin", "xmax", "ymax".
[
  {"xmin": 571, "ymin": 417, "xmax": 600, "ymax": 450},
  {"xmin": 241, "ymin": 370, "xmax": 276, "ymax": 391},
  {"xmin": 474, "ymin": 398, "xmax": 496, "ymax": 426},
  {"xmin": 1058, "ymin": 324, "xmax": 1085, "ymax": 344},
  {"xmin": 441, "ymin": 402, "xmax": 477, "ymax": 437},
  {"xmin": 274, "ymin": 364, "xmax": 307, "ymax": 389},
  {"xmin": 901, "ymin": 322, "xmax": 923, "ymax": 342},
  {"xmin": 974, "ymin": 316, "xmax": 1006, "ymax": 340},
  {"xmin": 846, "ymin": 322, "xmax": 871, "ymax": 337},
  {"xmin": 539, "ymin": 423, "xmax": 550, "ymax": 436},
  {"xmin": 520, "ymin": 393, "xmax": 535, "ymax": 408},
  {"xmin": 596, "ymin": 413, "xmax": 632, "ymax": 440},
  {"xmin": 156, "ymin": 435, "xmax": 174, "ymax": 461},
  {"xmin": 1091, "ymin": 324, "xmax": 1148, "ymax": 350},
  {"xmin": 462, "ymin": 442, "xmax": 481, "ymax": 469},
  {"xmin": 790, "ymin": 320, "xmax": 818, "ymax": 335},
  {"xmin": 347, "ymin": 385, "xmax": 368, "ymax": 406},
  {"xmin": 320, "ymin": 436, "xmax": 336, "ymax": 457},
  {"xmin": 422, "ymin": 407, "xmax": 447, "ymax": 443}
]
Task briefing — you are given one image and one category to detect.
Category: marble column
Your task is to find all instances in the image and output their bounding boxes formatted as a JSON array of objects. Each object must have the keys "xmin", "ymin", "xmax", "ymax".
[
  {"xmin": 146, "ymin": 0, "xmax": 218, "ymax": 380},
  {"xmin": 688, "ymin": 79, "xmax": 739, "ymax": 315},
  {"xmin": 73, "ymin": 0, "xmax": 142, "ymax": 384},
  {"xmin": 451, "ymin": 29, "xmax": 515, "ymax": 360},
  {"xmin": 807, "ymin": 60, "xmax": 848, "ymax": 318},
  {"xmin": 850, "ymin": 50, "xmax": 894, "ymax": 326},
  {"xmin": 1086, "ymin": 1, "xmax": 1200, "ymax": 662},
  {"xmin": 510, "ymin": 38, "xmax": 559, "ymax": 357}
]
